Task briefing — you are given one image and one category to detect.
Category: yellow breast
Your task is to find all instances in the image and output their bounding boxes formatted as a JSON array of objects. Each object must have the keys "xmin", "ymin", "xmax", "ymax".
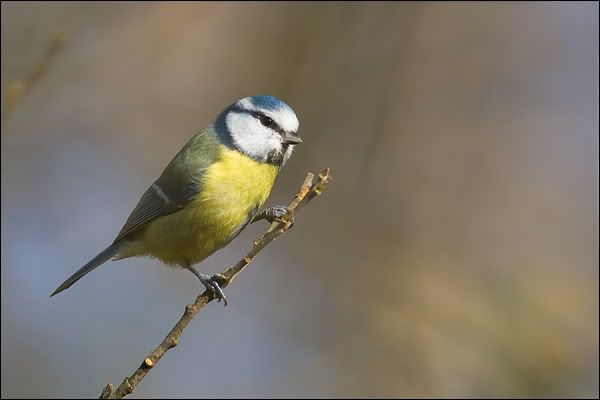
[{"xmin": 141, "ymin": 146, "xmax": 279, "ymax": 266}]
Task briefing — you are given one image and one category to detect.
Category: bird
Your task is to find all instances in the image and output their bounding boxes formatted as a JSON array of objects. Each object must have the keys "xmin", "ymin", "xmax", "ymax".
[{"xmin": 51, "ymin": 95, "xmax": 302, "ymax": 305}]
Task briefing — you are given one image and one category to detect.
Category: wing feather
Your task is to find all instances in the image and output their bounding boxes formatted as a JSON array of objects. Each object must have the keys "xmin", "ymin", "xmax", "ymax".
[
  {"xmin": 112, "ymin": 128, "xmax": 221, "ymax": 243},
  {"xmin": 113, "ymin": 188, "xmax": 180, "ymax": 242}
]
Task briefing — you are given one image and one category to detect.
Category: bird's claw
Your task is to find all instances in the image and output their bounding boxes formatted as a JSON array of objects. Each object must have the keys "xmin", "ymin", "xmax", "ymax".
[
  {"xmin": 268, "ymin": 205, "xmax": 294, "ymax": 227},
  {"xmin": 199, "ymin": 273, "xmax": 229, "ymax": 306}
]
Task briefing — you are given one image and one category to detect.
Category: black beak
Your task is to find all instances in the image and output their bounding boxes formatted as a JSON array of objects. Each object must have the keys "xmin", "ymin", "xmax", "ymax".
[{"xmin": 282, "ymin": 132, "xmax": 303, "ymax": 145}]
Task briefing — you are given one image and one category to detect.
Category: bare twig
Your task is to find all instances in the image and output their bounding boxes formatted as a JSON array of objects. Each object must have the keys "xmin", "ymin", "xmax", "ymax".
[
  {"xmin": 3, "ymin": 31, "xmax": 65, "ymax": 120},
  {"xmin": 99, "ymin": 168, "xmax": 332, "ymax": 399}
]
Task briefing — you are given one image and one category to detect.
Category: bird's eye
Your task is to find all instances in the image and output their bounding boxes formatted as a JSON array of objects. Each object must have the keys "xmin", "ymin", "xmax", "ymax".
[{"xmin": 259, "ymin": 115, "xmax": 275, "ymax": 127}]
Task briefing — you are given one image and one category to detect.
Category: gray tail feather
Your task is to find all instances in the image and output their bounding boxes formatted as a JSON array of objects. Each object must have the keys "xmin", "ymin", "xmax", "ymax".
[{"xmin": 50, "ymin": 242, "xmax": 121, "ymax": 297}]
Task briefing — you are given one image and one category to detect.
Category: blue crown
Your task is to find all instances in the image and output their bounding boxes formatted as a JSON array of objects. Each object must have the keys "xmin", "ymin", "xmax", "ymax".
[{"xmin": 249, "ymin": 95, "xmax": 292, "ymax": 113}]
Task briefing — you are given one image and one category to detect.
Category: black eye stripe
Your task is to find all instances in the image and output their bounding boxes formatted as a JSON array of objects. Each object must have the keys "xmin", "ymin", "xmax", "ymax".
[
  {"xmin": 249, "ymin": 111, "xmax": 286, "ymax": 135},
  {"xmin": 259, "ymin": 115, "xmax": 274, "ymax": 127}
]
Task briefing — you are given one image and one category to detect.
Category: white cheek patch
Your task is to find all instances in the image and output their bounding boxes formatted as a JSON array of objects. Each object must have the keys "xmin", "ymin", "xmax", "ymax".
[{"xmin": 226, "ymin": 112, "xmax": 282, "ymax": 162}]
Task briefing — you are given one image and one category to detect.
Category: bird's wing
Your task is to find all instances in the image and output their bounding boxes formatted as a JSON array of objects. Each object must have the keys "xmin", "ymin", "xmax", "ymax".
[
  {"xmin": 112, "ymin": 184, "xmax": 182, "ymax": 243},
  {"xmin": 113, "ymin": 128, "xmax": 221, "ymax": 243}
]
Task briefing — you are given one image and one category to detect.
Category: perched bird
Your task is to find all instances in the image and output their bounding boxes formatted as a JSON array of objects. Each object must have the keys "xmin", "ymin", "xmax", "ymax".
[{"xmin": 51, "ymin": 95, "xmax": 302, "ymax": 305}]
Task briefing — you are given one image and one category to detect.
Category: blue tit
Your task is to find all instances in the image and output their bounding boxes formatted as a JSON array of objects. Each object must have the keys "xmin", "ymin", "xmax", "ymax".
[{"xmin": 51, "ymin": 95, "xmax": 302, "ymax": 305}]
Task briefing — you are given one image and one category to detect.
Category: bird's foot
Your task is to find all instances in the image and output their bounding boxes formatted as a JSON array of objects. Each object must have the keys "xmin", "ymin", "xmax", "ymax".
[
  {"xmin": 185, "ymin": 265, "xmax": 229, "ymax": 306},
  {"xmin": 199, "ymin": 273, "xmax": 229, "ymax": 306},
  {"xmin": 253, "ymin": 205, "xmax": 294, "ymax": 226}
]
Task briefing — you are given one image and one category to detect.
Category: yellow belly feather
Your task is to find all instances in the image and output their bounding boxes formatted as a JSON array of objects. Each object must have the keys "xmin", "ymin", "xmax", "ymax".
[{"xmin": 139, "ymin": 147, "xmax": 278, "ymax": 266}]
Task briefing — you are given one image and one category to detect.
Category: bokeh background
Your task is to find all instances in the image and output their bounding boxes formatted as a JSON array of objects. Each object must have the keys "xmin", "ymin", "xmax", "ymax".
[{"xmin": 1, "ymin": 1, "xmax": 598, "ymax": 398}]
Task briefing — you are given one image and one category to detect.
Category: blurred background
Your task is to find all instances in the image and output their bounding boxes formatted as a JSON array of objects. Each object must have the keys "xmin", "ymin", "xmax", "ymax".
[{"xmin": 1, "ymin": 1, "xmax": 598, "ymax": 398}]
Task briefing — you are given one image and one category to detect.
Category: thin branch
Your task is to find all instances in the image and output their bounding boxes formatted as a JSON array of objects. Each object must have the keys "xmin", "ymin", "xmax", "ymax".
[
  {"xmin": 99, "ymin": 168, "xmax": 332, "ymax": 399},
  {"xmin": 3, "ymin": 31, "xmax": 65, "ymax": 120}
]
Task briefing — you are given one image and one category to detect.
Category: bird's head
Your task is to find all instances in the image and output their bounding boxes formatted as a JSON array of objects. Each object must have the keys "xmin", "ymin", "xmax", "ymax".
[{"xmin": 215, "ymin": 95, "xmax": 301, "ymax": 166}]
